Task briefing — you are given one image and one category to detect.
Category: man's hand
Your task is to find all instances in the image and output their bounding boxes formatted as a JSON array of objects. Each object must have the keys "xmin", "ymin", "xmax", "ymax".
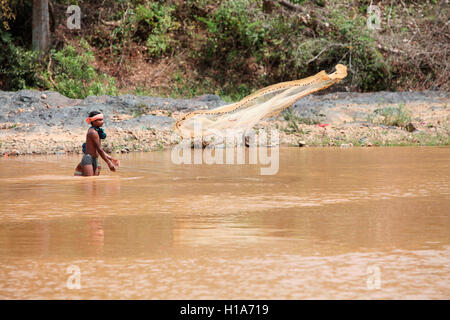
[
  {"xmin": 111, "ymin": 158, "xmax": 120, "ymax": 168},
  {"xmin": 107, "ymin": 161, "xmax": 116, "ymax": 172}
]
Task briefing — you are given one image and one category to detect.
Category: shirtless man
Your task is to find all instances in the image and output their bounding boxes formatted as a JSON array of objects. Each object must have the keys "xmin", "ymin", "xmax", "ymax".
[{"xmin": 74, "ymin": 111, "xmax": 119, "ymax": 176}]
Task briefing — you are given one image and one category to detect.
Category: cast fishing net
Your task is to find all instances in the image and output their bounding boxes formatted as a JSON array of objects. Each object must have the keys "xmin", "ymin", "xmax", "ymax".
[{"xmin": 175, "ymin": 64, "xmax": 347, "ymax": 139}]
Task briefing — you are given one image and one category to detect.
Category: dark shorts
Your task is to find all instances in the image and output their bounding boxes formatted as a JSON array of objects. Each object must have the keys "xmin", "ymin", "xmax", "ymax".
[{"xmin": 81, "ymin": 154, "xmax": 98, "ymax": 172}]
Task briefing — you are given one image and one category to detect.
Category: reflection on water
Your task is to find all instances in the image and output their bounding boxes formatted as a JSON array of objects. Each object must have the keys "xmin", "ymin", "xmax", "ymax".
[{"xmin": 0, "ymin": 147, "xmax": 449, "ymax": 299}]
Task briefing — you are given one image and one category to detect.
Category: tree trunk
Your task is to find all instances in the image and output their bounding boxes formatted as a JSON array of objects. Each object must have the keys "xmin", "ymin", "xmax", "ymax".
[
  {"xmin": 263, "ymin": 0, "xmax": 274, "ymax": 14},
  {"xmin": 32, "ymin": 0, "xmax": 50, "ymax": 55}
]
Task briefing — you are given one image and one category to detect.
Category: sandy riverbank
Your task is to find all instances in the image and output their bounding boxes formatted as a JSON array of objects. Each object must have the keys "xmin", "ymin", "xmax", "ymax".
[{"xmin": 0, "ymin": 90, "xmax": 448, "ymax": 156}]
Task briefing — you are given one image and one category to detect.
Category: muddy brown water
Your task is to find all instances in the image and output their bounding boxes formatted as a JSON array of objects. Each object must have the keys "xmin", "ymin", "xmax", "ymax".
[{"xmin": 0, "ymin": 147, "xmax": 449, "ymax": 299}]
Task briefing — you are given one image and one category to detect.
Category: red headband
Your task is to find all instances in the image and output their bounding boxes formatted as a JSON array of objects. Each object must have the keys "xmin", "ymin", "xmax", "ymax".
[{"xmin": 86, "ymin": 113, "xmax": 104, "ymax": 124}]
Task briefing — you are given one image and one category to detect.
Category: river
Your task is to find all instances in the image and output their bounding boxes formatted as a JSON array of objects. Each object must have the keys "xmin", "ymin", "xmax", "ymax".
[{"xmin": 0, "ymin": 147, "xmax": 449, "ymax": 299}]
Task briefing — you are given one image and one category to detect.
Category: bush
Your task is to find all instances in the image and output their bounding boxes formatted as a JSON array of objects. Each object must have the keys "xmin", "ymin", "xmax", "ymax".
[
  {"xmin": 369, "ymin": 104, "xmax": 412, "ymax": 127},
  {"xmin": 327, "ymin": 8, "xmax": 390, "ymax": 91},
  {"xmin": 262, "ymin": 5, "xmax": 390, "ymax": 90},
  {"xmin": 194, "ymin": 0, "xmax": 390, "ymax": 95},
  {"xmin": 135, "ymin": 2, "xmax": 179, "ymax": 58},
  {"xmin": 197, "ymin": 0, "xmax": 266, "ymax": 57},
  {"xmin": 91, "ymin": 2, "xmax": 179, "ymax": 63},
  {"xmin": 44, "ymin": 41, "xmax": 117, "ymax": 99},
  {"xmin": 0, "ymin": 31, "xmax": 44, "ymax": 90},
  {"xmin": 195, "ymin": 0, "xmax": 266, "ymax": 94}
]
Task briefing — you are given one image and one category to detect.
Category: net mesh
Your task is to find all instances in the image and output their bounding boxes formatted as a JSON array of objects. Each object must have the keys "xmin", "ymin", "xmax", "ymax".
[{"xmin": 175, "ymin": 64, "xmax": 347, "ymax": 138}]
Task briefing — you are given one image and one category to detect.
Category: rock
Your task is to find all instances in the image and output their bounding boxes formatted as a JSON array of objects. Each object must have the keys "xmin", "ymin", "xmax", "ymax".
[
  {"xmin": 18, "ymin": 90, "xmax": 40, "ymax": 104},
  {"xmin": 194, "ymin": 94, "xmax": 222, "ymax": 102},
  {"xmin": 405, "ymin": 123, "xmax": 416, "ymax": 133},
  {"xmin": 244, "ymin": 136, "xmax": 250, "ymax": 147},
  {"xmin": 298, "ymin": 140, "xmax": 306, "ymax": 147},
  {"xmin": 111, "ymin": 115, "xmax": 174, "ymax": 130},
  {"xmin": 340, "ymin": 143, "xmax": 353, "ymax": 148},
  {"xmin": 41, "ymin": 94, "xmax": 47, "ymax": 99}
]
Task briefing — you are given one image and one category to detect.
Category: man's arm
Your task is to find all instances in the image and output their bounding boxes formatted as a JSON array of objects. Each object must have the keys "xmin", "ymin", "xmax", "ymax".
[{"xmin": 88, "ymin": 130, "xmax": 116, "ymax": 171}]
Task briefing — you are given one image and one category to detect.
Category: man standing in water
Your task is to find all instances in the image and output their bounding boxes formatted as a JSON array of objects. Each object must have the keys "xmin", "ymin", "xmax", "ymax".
[{"xmin": 74, "ymin": 111, "xmax": 120, "ymax": 176}]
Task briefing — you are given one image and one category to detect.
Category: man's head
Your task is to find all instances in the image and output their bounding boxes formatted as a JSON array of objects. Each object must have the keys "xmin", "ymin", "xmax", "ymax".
[{"xmin": 86, "ymin": 111, "xmax": 104, "ymax": 127}]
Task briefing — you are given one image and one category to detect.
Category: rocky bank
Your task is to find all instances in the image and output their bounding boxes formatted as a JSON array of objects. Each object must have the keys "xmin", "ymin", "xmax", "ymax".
[{"xmin": 0, "ymin": 89, "xmax": 448, "ymax": 156}]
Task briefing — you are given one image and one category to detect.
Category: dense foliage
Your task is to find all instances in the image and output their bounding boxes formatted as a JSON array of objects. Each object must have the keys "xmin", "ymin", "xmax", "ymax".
[
  {"xmin": 0, "ymin": 0, "xmax": 447, "ymax": 99},
  {"xmin": 44, "ymin": 41, "xmax": 117, "ymax": 98}
]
